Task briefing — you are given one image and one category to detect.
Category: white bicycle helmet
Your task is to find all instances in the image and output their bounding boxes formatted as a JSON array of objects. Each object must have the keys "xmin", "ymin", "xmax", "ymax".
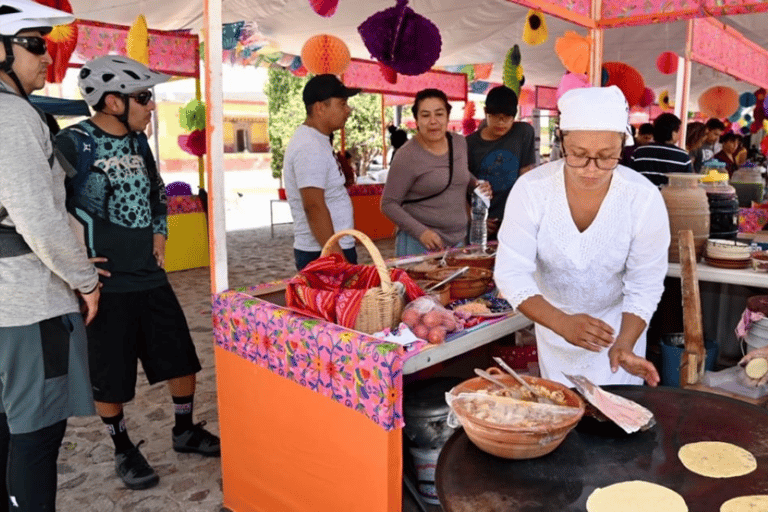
[
  {"xmin": 0, "ymin": 0, "xmax": 74, "ymax": 36},
  {"xmin": 78, "ymin": 55, "xmax": 170, "ymax": 107}
]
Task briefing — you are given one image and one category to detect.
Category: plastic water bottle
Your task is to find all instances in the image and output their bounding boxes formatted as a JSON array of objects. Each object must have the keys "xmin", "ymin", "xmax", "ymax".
[{"xmin": 470, "ymin": 185, "xmax": 489, "ymax": 249}]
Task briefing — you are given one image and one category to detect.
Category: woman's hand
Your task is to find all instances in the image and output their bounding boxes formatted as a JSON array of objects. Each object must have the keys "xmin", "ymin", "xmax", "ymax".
[
  {"xmin": 418, "ymin": 229, "xmax": 445, "ymax": 251},
  {"xmin": 476, "ymin": 180, "xmax": 493, "ymax": 200},
  {"xmin": 559, "ymin": 313, "xmax": 614, "ymax": 352},
  {"xmin": 739, "ymin": 348, "xmax": 768, "ymax": 387},
  {"xmin": 609, "ymin": 346, "xmax": 660, "ymax": 386}
]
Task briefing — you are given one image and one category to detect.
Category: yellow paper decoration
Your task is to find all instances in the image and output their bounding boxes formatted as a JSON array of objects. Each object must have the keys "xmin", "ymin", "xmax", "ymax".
[
  {"xmin": 523, "ymin": 10, "xmax": 548, "ymax": 46},
  {"xmin": 126, "ymin": 14, "xmax": 149, "ymax": 65}
]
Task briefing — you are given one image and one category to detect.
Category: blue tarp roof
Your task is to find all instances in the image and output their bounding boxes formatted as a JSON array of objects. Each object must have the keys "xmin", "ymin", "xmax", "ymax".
[{"xmin": 29, "ymin": 95, "xmax": 91, "ymax": 117}]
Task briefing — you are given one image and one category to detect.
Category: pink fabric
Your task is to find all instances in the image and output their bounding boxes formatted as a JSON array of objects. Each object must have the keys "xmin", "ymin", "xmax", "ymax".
[
  {"xmin": 343, "ymin": 59, "xmax": 467, "ymax": 102},
  {"xmin": 736, "ymin": 310, "xmax": 766, "ymax": 340}
]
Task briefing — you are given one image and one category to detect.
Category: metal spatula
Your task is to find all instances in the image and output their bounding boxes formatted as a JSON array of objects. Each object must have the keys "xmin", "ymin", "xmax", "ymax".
[{"xmin": 492, "ymin": 356, "xmax": 557, "ymax": 405}]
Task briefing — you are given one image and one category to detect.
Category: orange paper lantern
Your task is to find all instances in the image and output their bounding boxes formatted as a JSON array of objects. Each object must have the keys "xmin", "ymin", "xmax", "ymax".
[
  {"xmin": 555, "ymin": 31, "xmax": 591, "ymax": 75},
  {"xmin": 602, "ymin": 62, "xmax": 645, "ymax": 107},
  {"xmin": 301, "ymin": 34, "xmax": 351, "ymax": 76},
  {"xmin": 698, "ymin": 86, "xmax": 739, "ymax": 119}
]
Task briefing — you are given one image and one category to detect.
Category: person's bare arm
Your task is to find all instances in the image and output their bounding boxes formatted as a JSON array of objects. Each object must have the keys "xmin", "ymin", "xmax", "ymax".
[
  {"xmin": 608, "ymin": 313, "xmax": 660, "ymax": 386},
  {"xmin": 517, "ymin": 295, "xmax": 614, "ymax": 351},
  {"xmin": 519, "ymin": 164, "xmax": 535, "ymax": 175},
  {"xmin": 300, "ymin": 187, "xmax": 340, "ymax": 253}
]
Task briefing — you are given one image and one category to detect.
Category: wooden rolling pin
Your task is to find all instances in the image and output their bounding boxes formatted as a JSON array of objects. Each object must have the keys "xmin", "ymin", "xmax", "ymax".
[{"xmin": 678, "ymin": 229, "xmax": 706, "ymax": 387}]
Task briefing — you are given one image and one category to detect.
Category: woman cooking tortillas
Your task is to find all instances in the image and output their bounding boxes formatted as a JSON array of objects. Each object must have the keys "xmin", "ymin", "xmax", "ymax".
[{"xmin": 494, "ymin": 86, "xmax": 669, "ymax": 387}]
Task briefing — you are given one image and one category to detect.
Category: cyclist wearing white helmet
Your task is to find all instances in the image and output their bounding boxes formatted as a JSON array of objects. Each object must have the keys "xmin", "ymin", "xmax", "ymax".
[
  {"xmin": 56, "ymin": 55, "xmax": 219, "ymax": 491},
  {"xmin": 0, "ymin": 1, "xmax": 101, "ymax": 510}
]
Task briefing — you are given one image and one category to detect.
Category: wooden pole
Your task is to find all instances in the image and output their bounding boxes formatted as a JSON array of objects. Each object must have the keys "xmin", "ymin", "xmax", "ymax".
[
  {"xmin": 196, "ymin": 78, "xmax": 205, "ymax": 191},
  {"xmin": 588, "ymin": 0, "xmax": 603, "ymax": 87},
  {"xmin": 679, "ymin": 229, "xmax": 706, "ymax": 386},
  {"xmin": 381, "ymin": 94, "xmax": 388, "ymax": 168},
  {"xmin": 675, "ymin": 20, "xmax": 693, "ymax": 149},
  {"xmin": 204, "ymin": 0, "xmax": 228, "ymax": 294}
]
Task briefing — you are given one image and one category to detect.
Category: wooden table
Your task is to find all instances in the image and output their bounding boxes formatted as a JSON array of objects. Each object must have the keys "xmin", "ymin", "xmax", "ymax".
[{"xmin": 436, "ymin": 386, "xmax": 768, "ymax": 512}]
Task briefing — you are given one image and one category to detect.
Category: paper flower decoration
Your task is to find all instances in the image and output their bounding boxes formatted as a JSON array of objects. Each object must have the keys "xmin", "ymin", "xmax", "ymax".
[
  {"xmin": 40, "ymin": 0, "xmax": 77, "ymax": 83},
  {"xmin": 178, "ymin": 130, "xmax": 206, "ymax": 158},
  {"xmin": 739, "ymin": 92, "xmax": 757, "ymax": 108},
  {"xmin": 555, "ymin": 31, "xmax": 591, "ymax": 75},
  {"xmin": 523, "ymin": 10, "xmax": 548, "ymax": 46},
  {"xmin": 474, "ymin": 63, "xmax": 493, "ymax": 81},
  {"xmin": 309, "ymin": 0, "xmax": 339, "ymax": 17},
  {"xmin": 658, "ymin": 90, "xmax": 673, "ymax": 110},
  {"xmin": 179, "ymin": 99, "xmax": 206, "ymax": 132},
  {"xmin": 378, "ymin": 62, "xmax": 398, "ymax": 84},
  {"xmin": 502, "ymin": 45, "xmax": 525, "ymax": 97},
  {"xmin": 301, "ymin": 34, "xmax": 351, "ymax": 75},
  {"xmin": 756, "ymin": 88, "xmax": 766, "ymax": 102},
  {"xmin": 462, "ymin": 102, "xmax": 477, "ymax": 135},
  {"xmin": 357, "ymin": 0, "xmax": 442, "ymax": 76},
  {"xmin": 126, "ymin": 14, "xmax": 149, "ymax": 66},
  {"xmin": 602, "ymin": 62, "xmax": 645, "ymax": 107},
  {"xmin": 639, "ymin": 87, "xmax": 655, "ymax": 108},
  {"xmin": 656, "ymin": 52, "xmax": 678, "ymax": 75},
  {"xmin": 698, "ymin": 86, "xmax": 739, "ymax": 119},
  {"xmin": 556, "ymin": 72, "xmax": 590, "ymax": 101}
]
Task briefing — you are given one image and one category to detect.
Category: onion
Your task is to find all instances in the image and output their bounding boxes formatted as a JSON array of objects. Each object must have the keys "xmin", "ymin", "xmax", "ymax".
[
  {"xmin": 422, "ymin": 310, "xmax": 442, "ymax": 328},
  {"xmin": 401, "ymin": 309, "xmax": 421, "ymax": 328},
  {"xmin": 413, "ymin": 324, "xmax": 430, "ymax": 340}
]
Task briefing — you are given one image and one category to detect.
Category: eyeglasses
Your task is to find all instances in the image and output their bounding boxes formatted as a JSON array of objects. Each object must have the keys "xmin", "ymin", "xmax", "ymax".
[
  {"xmin": 562, "ymin": 150, "xmax": 620, "ymax": 171},
  {"xmin": 126, "ymin": 91, "xmax": 153, "ymax": 106},
  {"xmin": 10, "ymin": 36, "xmax": 47, "ymax": 56}
]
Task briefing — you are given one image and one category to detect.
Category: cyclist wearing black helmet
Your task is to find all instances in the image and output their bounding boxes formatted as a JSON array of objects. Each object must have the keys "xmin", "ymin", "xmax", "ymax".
[{"xmin": 0, "ymin": 1, "xmax": 101, "ymax": 510}]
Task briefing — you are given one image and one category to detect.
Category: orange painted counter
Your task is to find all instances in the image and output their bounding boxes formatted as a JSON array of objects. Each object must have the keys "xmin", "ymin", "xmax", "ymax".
[
  {"xmin": 213, "ymin": 282, "xmax": 532, "ymax": 512},
  {"xmin": 348, "ymin": 184, "xmax": 396, "ymax": 241}
]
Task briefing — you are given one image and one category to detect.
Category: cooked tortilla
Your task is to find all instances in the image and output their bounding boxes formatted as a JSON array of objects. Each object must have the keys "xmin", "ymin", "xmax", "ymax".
[
  {"xmin": 586, "ymin": 481, "xmax": 687, "ymax": 512},
  {"xmin": 678, "ymin": 442, "xmax": 757, "ymax": 478}
]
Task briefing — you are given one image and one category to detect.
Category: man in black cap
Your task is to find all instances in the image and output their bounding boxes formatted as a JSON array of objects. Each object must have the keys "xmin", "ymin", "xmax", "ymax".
[
  {"xmin": 283, "ymin": 74, "xmax": 361, "ymax": 270},
  {"xmin": 466, "ymin": 85, "xmax": 535, "ymax": 239}
]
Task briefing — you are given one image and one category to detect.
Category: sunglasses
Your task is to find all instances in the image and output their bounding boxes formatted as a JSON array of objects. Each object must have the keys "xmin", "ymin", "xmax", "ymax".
[
  {"xmin": 126, "ymin": 91, "xmax": 153, "ymax": 106},
  {"xmin": 10, "ymin": 36, "xmax": 47, "ymax": 56}
]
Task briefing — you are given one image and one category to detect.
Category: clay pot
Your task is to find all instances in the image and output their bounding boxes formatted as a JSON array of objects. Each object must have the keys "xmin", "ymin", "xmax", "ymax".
[
  {"xmin": 445, "ymin": 247, "xmax": 496, "ymax": 270},
  {"xmin": 426, "ymin": 267, "xmax": 493, "ymax": 299},
  {"xmin": 415, "ymin": 280, "xmax": 451, "ymax": 306},
  {"xmin": 449, "ymin": 369, "xmax": 585, "ymax": 459},
  {"xmin": 660, "ymin": 173, "xmax": 710, "ymax": 262}
]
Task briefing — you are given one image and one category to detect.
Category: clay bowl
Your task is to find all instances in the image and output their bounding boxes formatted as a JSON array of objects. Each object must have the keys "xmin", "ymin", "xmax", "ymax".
[
  {"xmin": 445, "ymin": 247, "xmax": 496, "ymax": 270},
  {"xmin": 449, "ymin": 369, "xmax": 585, "ymax": 459},
  {"xmin": 426, "ymin": 267, "xmax": 493, "ymax": 299},
  {"xmin": 402, "ymin": 260, "xmax": 443, "ymax": 281},
  {"xmin": 414, "ymin": 280, "xmax": 451, "ymax": 306}
]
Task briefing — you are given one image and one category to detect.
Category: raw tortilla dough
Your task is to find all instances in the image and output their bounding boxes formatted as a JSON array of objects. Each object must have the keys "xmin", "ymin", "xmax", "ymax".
[
  {"xmin": 721, "ymin": 495, "xmax": 768, "ymax": 511},
  {"xmin": 586, "ymin": 481, "xmax": 687, "ymax": 512},
  {"xmin": 678, "ymin": 441, "xmax": 757, "ymax": 478},
  {"xmin": 745, "ymin": 358, "xmax": 768, "ymax": 380}
]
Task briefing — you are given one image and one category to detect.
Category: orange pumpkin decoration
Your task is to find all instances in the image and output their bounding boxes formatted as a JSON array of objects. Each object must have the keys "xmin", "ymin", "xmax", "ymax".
[
  {"xmin": 300, "ymin": 34, "xmax": 351, "ymax": 75},
  {"xmin": 698, "ymin": 86, "xmax": 739, "ymax": 119},
  {"xmin": 602, "ymin": 62, "xmax": 645, "ymax": 107},
  {"xmin": 555, "ymin": 31, "xmax": 591, "ymax": 75}
]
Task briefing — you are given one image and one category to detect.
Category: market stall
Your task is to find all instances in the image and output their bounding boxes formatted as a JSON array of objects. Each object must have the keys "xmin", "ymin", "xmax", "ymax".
[{"xmin": 213, "ymin": 249, "xmax": 532, "ymax": 511}]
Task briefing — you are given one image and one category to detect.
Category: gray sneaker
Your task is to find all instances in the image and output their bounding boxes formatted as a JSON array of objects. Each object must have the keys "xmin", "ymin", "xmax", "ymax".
[
  {"xmin": 115, "ymin": 440, "xmax": 159, "ymax": 490},
  {"xmin": 172, "ymin": 421, "xmax": 221, "ymax": 457}
]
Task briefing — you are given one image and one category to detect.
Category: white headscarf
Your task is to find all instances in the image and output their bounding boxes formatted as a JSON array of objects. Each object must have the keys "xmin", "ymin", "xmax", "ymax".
[{"xmin": 558, "ymin": 85, "xmax": 633, "ymax": 143}]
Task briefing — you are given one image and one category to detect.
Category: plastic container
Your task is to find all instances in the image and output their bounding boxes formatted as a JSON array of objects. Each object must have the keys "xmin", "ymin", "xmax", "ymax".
[
  {"xmin": 700, "ymin": 165, "xmax": 739, "ymax": 240},
  {"xmin": 660, "ymin": 334, "xmax": 718, "ymax": 387},
  {"xmin": 660, "ymin": 173, "xmax": 710, "ymax": 262},
  {"xmin": 731, "ymin": 162, "xmax": 765, "ymax": 207},
  {"xmin": 745, "ymin": 318, "xmax": 768, "ymax": 353},
  {"xmin": 409, "ymin": 447, "xmax": 441, "ymax": 505}
]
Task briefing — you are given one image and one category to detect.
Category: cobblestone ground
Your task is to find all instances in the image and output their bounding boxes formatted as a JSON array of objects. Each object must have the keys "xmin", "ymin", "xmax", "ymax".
[{"xmin": 56, "ymin": 225, "xmax": 396, "ymax": 511}]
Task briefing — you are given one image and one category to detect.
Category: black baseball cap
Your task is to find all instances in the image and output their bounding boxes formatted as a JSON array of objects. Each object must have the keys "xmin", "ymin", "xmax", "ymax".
[{"xmin": 303, "ymin": 74, "xmax": 361, "ymax": 106}]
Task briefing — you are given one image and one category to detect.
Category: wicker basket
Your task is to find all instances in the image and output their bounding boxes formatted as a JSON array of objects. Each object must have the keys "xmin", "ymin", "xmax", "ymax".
[{"xmin": 321, "ymin": 229, "xmax": 405, "ymax": 334}]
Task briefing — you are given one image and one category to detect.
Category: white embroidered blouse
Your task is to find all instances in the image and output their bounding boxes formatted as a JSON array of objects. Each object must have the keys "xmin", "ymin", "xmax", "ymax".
[{"xmin": 494, "ymin": 160, "xmax": 670, "ymax": 385}]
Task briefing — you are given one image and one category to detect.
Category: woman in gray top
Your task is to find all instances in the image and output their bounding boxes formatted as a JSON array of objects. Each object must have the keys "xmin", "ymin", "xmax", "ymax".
[{"xmin": 381, "ymin": 89, "xmax": 491, "ymax": 257}]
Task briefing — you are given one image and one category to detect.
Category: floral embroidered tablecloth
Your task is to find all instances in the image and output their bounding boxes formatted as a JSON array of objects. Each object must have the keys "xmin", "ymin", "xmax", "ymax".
[{"xmin": 213, "ymin": 284, "xmax": 418, "ymax": 431}]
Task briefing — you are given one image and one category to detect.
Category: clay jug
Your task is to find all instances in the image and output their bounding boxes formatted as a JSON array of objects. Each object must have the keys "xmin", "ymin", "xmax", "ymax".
[{"xmin": 660, "ymin": 173, "xmax": 710, "ymax": 262}]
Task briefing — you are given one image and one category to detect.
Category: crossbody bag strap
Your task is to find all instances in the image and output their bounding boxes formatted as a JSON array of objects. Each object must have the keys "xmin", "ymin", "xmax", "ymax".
[{"xmin": 403, "ymin": 132, "xmax": 454, "ymax": 204}]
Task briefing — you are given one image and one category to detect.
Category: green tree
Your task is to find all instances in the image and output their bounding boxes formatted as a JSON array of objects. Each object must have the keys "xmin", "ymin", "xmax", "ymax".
[
  {"xmin": 265, "ymin": 68, "xmax": 392, "ymax": 179},
  {"xmin": 342, "ymin": 93, "xmax": 393, "ymax": 173},
  {"xmin": 265, "ymin": 68, "xmax": 309, "ymax": 184}
]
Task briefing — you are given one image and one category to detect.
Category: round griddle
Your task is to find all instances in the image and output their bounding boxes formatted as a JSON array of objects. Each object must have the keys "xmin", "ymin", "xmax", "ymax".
[{"xmin": 435, "ymin": 386, "xmax": 768, "ymax": 512}]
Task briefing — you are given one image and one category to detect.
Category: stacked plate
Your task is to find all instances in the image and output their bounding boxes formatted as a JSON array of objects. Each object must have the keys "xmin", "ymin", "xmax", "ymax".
[{"xmin": 704, "ymin": 239, "xmax": 751, "ymax": 269}]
